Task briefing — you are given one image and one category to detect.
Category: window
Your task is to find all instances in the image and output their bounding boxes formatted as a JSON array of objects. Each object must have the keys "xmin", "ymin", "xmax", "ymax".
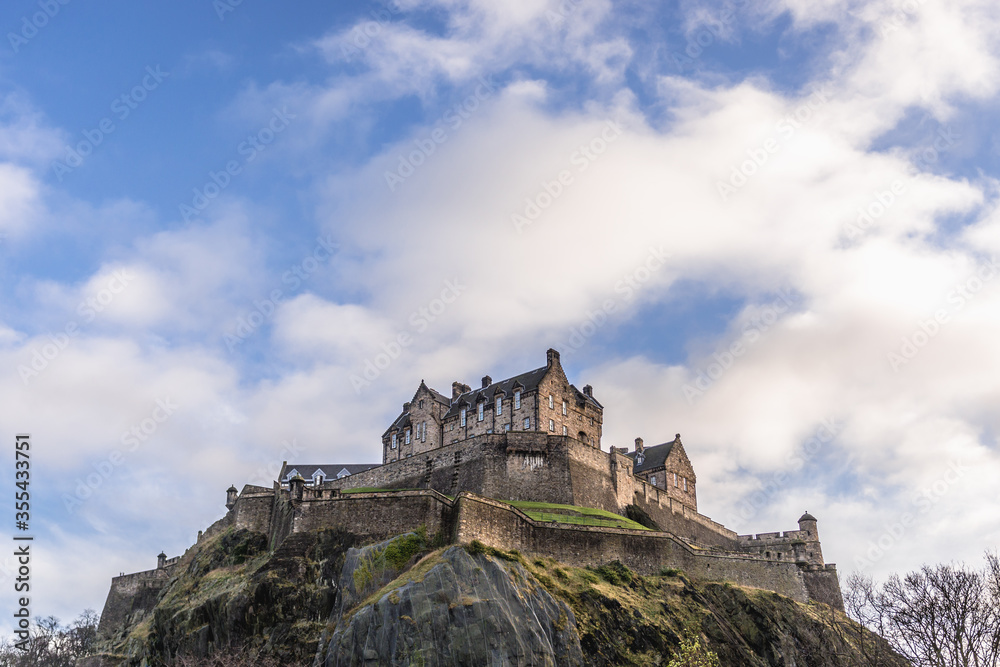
[
  {"xmin": 549, "ymin": 419, "xmax": 555, "ymax": 432},
  {"xmin": 523, "ymin": 417, "xmax": 530, "ymax": 430},
  {"xmin": 477, "ymin": 402, "xmax": 484, "ymax": 421},
  {"xmin": 683, "ymin": 478, "xmax": 688, "ymax": 492},
  {"xmin": 548, "ymin": 395, "xmax": 554, "ymax": 409},
  {"xmin": 460, "ymin": 408, "xmax": 466, "ymax": 426},
  {"xmin": 391, "ymin": 434, "xmax": 397, "ymax": 449},
  {"xmin": 514, "ymin": 390, "xmax": 521, "ymax": 409},
  {"xmin": 673, "ymin": 473, "xmax": 678, "ymax": 487},
  {"xmin": 496, "ymin": 396, "xmax": 502, "ymax": 415},
  {"xmin": 421, "ymin": 422, "xmax": 426, "ymax": 442},
  {"xmin": 504, "ymin": 423, "xmax": 511, "ymax": 432},
  {"xmin": 562, "ymin": 401, "xmax": 567, "ymax": 416},
  {"xmin": 405, "ymin": 429, "xmax": 411, "ymax": 445},
  {"xmin": 562, "ymin": 425, "xmax": 568, "ymax": 436},
  {"xmin": 419, "ymin": 400, "xmax": 424, "ymax": 409},
  {"xmin": 651, "ymin": 476, "xmax": 657, "ymax": 487}
]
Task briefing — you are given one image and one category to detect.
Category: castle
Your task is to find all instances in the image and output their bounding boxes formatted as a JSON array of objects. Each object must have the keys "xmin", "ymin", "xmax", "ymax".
[{"xmin": 97, "ymin": 349, "xmax": 842, "ymax": 636}]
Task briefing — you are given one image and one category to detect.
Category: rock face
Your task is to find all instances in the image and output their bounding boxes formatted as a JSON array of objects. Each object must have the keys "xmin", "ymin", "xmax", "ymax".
[
  {"xmin": 327, "ymin": 546, "xmax": 583, "ymax": 666},
  {"xmin": 91, "ymin": 527, "xmax": 904, "ymax": 667}
]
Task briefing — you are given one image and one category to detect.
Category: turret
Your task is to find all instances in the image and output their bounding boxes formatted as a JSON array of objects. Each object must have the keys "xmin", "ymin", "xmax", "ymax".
[
  {"xmin": 157, "ymin": 551, "xmax": 166, "ymax": 570},
  {"xmin": 289, "ymin": 473, "xmax": 306, "ymax": 503},
  {"xmin": 226, "ymin": 485, "xmax": 238, "ymax": 510},
  {"xmin": 797, "ymin": 511, "xmax": 825, "ymax": 565}
]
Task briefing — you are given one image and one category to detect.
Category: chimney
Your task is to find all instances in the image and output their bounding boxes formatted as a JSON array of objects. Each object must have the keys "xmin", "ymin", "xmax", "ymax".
[
  {"xmin": 546, "ymin": 348, "xmax": 561, "ymax": 368},
  {"xmin": 583, "ymin": 384, "xmax": 593, "ymax": 397},
  {"xmin": 403, "ymin": 402, "xmax": 411, "ymax": 412},
  {"xmin": 635, "ymin": 437, "xmax": 644, "ymax": 453},
  {"xmin": 482, "ymin": 375, "xmax": 492, "ymax": 388},
  {"xmin": 452, "ymin": 382, "xmax": 470, "ymax": 400}
]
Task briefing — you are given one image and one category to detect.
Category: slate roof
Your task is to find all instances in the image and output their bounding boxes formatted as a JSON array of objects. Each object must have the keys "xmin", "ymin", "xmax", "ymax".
[
  {"xmin": 441, "ymin": 367, "xmax": 603, "ymax": 419},
  {"xmin": 279, "ymin": 463, "xmax": 380, "ymax": 483},
  {"xmin": 625, "ymin": 441, "xmax": 675, "ymax": 473}
]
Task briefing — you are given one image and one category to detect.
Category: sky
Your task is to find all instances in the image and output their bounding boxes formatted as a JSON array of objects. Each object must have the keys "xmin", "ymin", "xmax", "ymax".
[{"xmin": 1, "ymin": 0, "xmax": 1000, "ymax": 631}]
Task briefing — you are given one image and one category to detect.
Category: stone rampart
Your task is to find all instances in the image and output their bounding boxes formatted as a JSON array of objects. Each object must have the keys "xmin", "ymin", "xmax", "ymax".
[
  {"xmin": 451, "ymin": 492, "xmax": 818, "ymax": 604},
  {"xmin": 96, "ymin": 564, "xmax": 176, "ymax": 637}
]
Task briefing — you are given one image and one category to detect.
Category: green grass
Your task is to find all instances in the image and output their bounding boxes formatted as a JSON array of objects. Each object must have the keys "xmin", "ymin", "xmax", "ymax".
[{"xmin": 502, "ymin": 500, "xmax": 651, "ymax": 531}]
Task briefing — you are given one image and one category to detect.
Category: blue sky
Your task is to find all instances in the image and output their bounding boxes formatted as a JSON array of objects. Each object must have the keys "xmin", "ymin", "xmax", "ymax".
[{"xmin": 2, "ymin": 0, "xmax": 1000, "ymax": 630}]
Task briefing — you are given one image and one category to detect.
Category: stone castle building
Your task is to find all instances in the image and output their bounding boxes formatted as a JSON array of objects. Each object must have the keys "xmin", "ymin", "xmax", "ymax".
[{"xmin": 98, "ymin": 349, "xmax": 843, "ymax": 635}]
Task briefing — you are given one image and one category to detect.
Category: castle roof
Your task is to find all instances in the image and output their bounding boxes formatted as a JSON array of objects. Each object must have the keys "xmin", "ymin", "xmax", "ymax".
[
  {"xmin": 279, "ymin": 463, "xmax": 379, "ymax": 483},
  {"xmin": 442, "ymin": 367, "xmax": 602, "ymax": 419},
  {"xmin": 626, "ymin": 441, "xmax": 674, "ymax": 473}
]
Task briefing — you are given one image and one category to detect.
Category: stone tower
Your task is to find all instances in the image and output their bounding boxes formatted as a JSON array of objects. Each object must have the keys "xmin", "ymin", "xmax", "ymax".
[{"xmin": 797, "ymin": 511, "xmax": 824, "ymax": 565}]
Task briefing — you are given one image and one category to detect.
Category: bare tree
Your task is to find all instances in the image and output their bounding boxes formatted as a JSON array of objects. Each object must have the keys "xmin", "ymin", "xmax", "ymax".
[
  {"xmin": 0, "ymin": 609, "xmax": 98, "ymax": 667},
  {"xmin": 845, "ymin": 553, "xmax": 1000, "ymax": 667}
]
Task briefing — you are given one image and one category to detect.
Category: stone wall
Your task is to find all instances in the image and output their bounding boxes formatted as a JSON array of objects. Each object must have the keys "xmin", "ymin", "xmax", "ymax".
[
  {"xmin": 452, "ymin": 493, "xmax": 816, "ymax": 605},
  {"xmin": 288, "ymin": 489, "xmax": 453, "ymax": 542},
  {"xmin": 96, "ymin": 564, "xmax": 176, "ymax": 637}
]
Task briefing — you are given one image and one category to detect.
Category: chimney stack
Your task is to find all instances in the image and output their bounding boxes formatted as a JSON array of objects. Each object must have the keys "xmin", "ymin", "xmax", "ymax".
[
  {"xmin": 546, "ymin": 348, "xmax": 561, "ymax": 368},
  {"xmin": 482, "ymin": 375, "xmax": 492, "ymax": 388},
  {"xmin": 403, "ymin": 402, "xmax": 411, "ymax": 412},
  {"xmin": 635, "ymin": 437, "xmax": 644, "ymax": 453},
  {"xmin": 452, "ymin": 382, "xmax": 470, "ymax": 400},
  {"xmin": 583, "ymin": 384, "xmax": 593, "ymax": 397}
]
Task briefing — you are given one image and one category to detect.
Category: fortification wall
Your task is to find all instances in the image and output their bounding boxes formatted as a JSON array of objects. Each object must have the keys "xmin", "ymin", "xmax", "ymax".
[
  {"xmin": 288, "ymin": 490, "xmax": 454, "ymax": 542},
  {"xmin": 802, "ymin": 566, "xmax": 844, "ymax": 611},
  {"xmin": 96, "ymin": 566, "xmax": 175, "ymax": 637},
  {"xmin": 452, "ymin": 493, "xmax": 817, "ymax": 604}
]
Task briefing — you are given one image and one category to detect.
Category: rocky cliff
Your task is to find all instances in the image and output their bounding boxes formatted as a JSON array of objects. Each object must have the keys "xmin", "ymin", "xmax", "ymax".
[{"xmin": 88, "ymin": 526, "xmax": 904, "ymax": 666}]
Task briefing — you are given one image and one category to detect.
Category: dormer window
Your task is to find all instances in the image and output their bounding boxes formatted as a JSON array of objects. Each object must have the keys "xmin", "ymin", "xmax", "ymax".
[
  {"xmin": 496, "ymin": 396, "xmax": 502, "ymax": 415},
  {"xmin": 460, "ymin": 408, "xmax": 467, "ymax": 426},
  {"xmin": 284, "ymin": 468, "xmax": 299, "ymax": 482},
  {"xmin": 337, "ymin": 467, "xmax": 351, "ymax": 479},
  {"xmin": 514, "ymin": 390, "xmax": 521, "ymax": 409},
  {"xmin": 391, "ymin": 434, "xmax": 397, "ymax": 449},
  {"xmin": 312, "ymin": 469, "xmax": 326, "ymax": 485},
  {"xmin": 478, "ymin": 402, "xmax": 484, "ymax": 421}
]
